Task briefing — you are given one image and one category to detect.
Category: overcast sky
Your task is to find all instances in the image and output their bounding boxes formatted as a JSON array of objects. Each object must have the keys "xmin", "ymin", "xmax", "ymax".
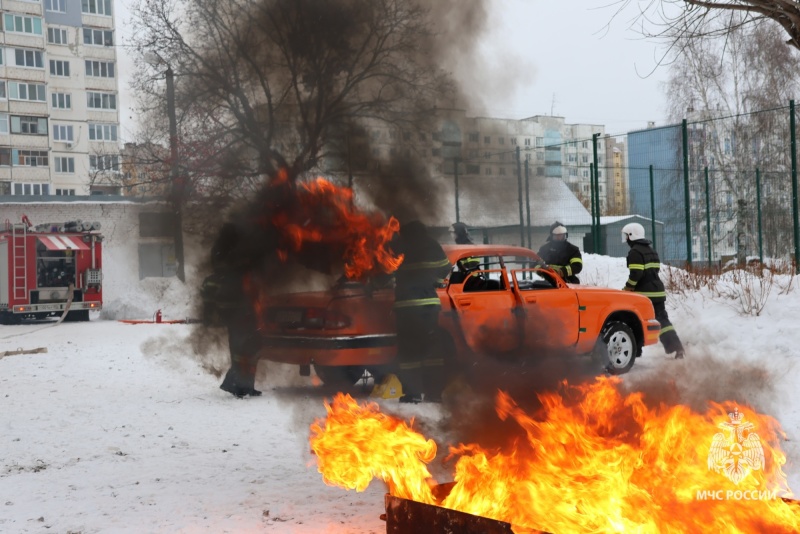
[{"xmin": 116, "ymin": 0, "xmax": 672, "ymax": 141}]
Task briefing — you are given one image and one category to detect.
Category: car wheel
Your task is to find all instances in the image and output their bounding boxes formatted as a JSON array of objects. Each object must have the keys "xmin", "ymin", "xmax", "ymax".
[
  {"xmin": 595, "ymin": 321, "xmax": 637, "ymax": 375},
  {"xmin": 313, "ymin": 364, "xmax": 370, "ymax": 388}
]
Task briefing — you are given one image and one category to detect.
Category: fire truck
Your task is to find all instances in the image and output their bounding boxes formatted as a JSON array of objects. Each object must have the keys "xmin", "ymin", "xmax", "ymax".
[{"xmin": 0, "ymin": 217, "xmax": 103, "ymax": 324}]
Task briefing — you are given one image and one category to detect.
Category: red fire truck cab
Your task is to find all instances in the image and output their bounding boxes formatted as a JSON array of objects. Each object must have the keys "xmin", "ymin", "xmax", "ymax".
[{"xmin": 0, "ymin": 219, "xmax": 103, "ymax": 324}]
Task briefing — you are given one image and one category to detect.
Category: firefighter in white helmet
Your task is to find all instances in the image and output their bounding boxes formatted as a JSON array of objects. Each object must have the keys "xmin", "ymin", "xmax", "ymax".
[
  {"xmin": 621, "ymin": 222, "xmax": 685, "ymax": 359},
  {"xmin": 537, "ymin": 221, "xmax": 583, "ymax": 284}
]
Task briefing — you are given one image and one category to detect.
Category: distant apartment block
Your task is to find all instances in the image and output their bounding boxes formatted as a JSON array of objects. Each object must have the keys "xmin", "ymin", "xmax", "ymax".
[{"xmin": 0, "ymin": 0, "xmax": 120, "ymax": 197}]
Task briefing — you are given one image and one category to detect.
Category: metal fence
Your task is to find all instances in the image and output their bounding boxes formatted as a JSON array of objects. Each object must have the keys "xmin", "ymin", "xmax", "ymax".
[{"xmin": 442, "ymin": 103, "xmax": 800, "ymax": 271}]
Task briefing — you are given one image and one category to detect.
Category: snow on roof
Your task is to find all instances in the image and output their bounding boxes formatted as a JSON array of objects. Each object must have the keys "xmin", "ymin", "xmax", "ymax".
[{"xmin": 427, "ymin": 177, "xmax": 592, "ymax": 228}]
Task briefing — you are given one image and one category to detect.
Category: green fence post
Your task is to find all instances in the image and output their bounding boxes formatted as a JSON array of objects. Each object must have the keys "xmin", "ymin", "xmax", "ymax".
[
  {"xmin": 755, "ymin": 168, "xmax": 763, "ymax": 263},
  {"xmin": 791, "ymin": 100, "xmax": 800, "ymax": 273},
  {"xmin": 454, "ymin": 157, "xmax": 460, "ymax": 224},
  {"xmin": 705, "ymin": 167, "xmax": 712, "ymax": 266},
  {"xmin": 649, "ymin": 164, "xmax": 656, "ymax": 252},
  {"xmin": 525, "ymin": 158, "xmax": 531, "ymax": 249},
  {"xmin": 682, "ymin": 119, "xmax": 692, "ymax": 268},
  {"xmin": 589, "ymin": 162, "xmax": 596, "ymax": 251},
  {"xmin": 592, "ymin": 133, "xmax": 601, "ymax": 253},
  {"xmin": 516, "ymin": 146, "xmax": 524, "ymax": 247}
]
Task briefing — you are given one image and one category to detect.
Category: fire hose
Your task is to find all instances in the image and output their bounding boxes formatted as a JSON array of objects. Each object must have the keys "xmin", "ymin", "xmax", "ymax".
[{"xmin": 54, "ymin": 282, "xmax": 75, "ymax": 326}]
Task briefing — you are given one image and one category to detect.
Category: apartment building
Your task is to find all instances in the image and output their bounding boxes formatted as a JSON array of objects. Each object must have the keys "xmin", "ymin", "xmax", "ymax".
[{"xmin": 0, "ymin": 0, "xmax": 120, "ymax": 197}]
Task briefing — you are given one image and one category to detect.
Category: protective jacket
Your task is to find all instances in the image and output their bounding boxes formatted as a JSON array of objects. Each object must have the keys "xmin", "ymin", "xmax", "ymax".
[
  {"xmin": 624, "ymin": 238, "xmax": 666, "ymax": 303},
  {"xmin": 537, "ymin": 239, "xmax": 583, "ymax": 283},
  {"xmin": 393, "ymin": 223, "xmax": 451, "ymax": 309}
]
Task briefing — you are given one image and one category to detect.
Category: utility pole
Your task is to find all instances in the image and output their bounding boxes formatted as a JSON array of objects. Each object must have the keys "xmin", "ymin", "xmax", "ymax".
[{"xmin": 166, "ymin": 65, "xmax": 185, "ymax": 282}]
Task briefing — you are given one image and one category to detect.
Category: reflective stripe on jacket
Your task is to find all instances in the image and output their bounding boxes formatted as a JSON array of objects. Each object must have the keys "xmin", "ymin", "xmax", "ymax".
[
  {"xmin": 625, "ymin": 239, "xmax": 666, "ymax": 302},
  {"xmin": 393, "ymin": 235, "xmax": 451, "ymax": 309}
]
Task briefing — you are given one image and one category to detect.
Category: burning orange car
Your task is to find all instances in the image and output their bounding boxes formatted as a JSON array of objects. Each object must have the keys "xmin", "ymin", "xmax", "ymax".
[{"xmin": 260, "ymin": 244, "xmax": 660, "ymax": 385}]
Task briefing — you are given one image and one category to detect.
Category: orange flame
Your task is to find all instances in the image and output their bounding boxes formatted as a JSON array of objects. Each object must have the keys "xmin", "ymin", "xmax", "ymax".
[
  {"xmin": 310, "ymin": 378, "xmax": 800, "ymax": 533},
  {"xmin": 310, "ymin": 393, "xmax": 438, "ymax": 502},
  {"xmin": 268, "ymin": 174, "xmax": 401, "ymax": 280}
]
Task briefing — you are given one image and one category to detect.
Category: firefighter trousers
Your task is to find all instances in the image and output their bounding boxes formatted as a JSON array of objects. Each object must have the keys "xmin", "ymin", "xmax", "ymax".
[
  {"xmin": 394, "ymin": 306, "xmax": 446, "ymax": 399},
  {"xmin": 653, "ymin": 300, "xmax": 684, "ymax": 355},
  {"xmin": 220, "ymin": 308, "xmax": 262, "ymax": 394}
]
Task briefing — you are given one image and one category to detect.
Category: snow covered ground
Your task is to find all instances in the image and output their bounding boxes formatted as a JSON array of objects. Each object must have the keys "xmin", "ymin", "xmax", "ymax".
[{"xmin": 1, "ymin": 254, "xmax": 798, "ymax": 533}]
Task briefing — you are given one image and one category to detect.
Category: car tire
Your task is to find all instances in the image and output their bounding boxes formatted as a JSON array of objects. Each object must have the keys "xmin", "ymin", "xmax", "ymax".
[
  {"xmin": 313, "ymin": 364, "xmax": 370, "ymax": 388},
  {"xmin": 594, "ymin": 321, "xmax": 637, "ymax": 375}
]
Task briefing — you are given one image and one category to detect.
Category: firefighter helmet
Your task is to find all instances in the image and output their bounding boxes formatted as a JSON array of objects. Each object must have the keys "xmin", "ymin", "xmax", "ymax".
[
  {"xmin": 621, "ymin": 222, "xmax": 645, "ymax": 243},
  {"xmin": 551, "ymin": 225, "xmax": 568, "ymax": 239}
]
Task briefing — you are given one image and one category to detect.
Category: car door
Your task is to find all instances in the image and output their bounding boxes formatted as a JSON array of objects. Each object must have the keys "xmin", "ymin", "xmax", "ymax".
[
  {"xmin": 510, "ymin": 267, "xmax": 580, "ymax": 352},
  {"xmin": 447, "ymin": 268, "xmax": 522, "ymax": 354}
]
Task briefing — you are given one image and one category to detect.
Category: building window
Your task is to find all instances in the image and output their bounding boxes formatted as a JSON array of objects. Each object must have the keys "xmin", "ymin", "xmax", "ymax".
[
  {"xmin": 0, "ymin": 82, "xmax": 5, "ymax": 100},
  {"xmin": 0, "ymin": 148, "xmax": 9, "ymax": 165},
  {"xmin": 14, "ymin": 49, "xmax": 44, "ymax": 69},
  {"xmin": 46, "ymin": 0, "xmax": 68, "ymax": 12},
  {"xmin": 498, "ymin": 137, "xmax": 505, "ymax": 145},
  {"xmin": 87, "ymin": 91, "xmax": 117, "ymax": 110},
  {"xmin": 54, "ymin": 157, "xmax": 75, "ymax": 173},
  {"xmin": 88, "ymin": 123, "xmax": 118, "ymax": 141},
  {"xmin": 499, "ymin": 167, "xmax": 507, "ymax": 175},
  {"xmin": 83, "ymin": 28, "xmax": 114, "ymax": 47},
  {"xmin": 50, "ymin": 60, "xmax": 71, "ymax": 77},
  {"xmin": 525, "ymin": 138, "xmax": 531, "ymax": 146},
  {"xmin": 13, "ymin": 150, "xmax": 49, "ymax": 167},
  {"xmin": 431, "ymin": 148, "xmax": 440, "ymax": 157},
  {"xmin": 48, "ymin": 27, "xmax": 68, "ymax": 44},
  {"xmin": 85, "ymin": 60, "xmax": 115, "ymax": 78},
  {"xmin": 511, "ymin": 137, "xmax": 517, "ymax": 145},
  {"xmin": 51, "ymin": 92, "xmax": 72, "ymax": 109},
  {"xmin": 484, "ymin": 167, "xmax": 491, "ymax": 175},
  {"xmin": 4, "ymin": 15, "xmax": 43, "ymax": 36},
  {"xmin": 90, "ymin": 154, "xmax": 120, "ymax": 172},
  {"xmin": 9, "ymin": 82, "xmax": 46, "ymax": 102},
  {"xmin": 466, "ymin": 164, "xmax": 480, "ymax": 174},
  {"xmin": 53, "ymin": 124, "xmax": 74, "ymax": 142},
  {"xmin": 82, "ymin": 0, "xmax": 113, "ymax": 16},
  {"xmin": 484, "ymin": 136, "xmax": 490, "ymax": 144},
  {"xmin": 569, "ymin": 168, "xmax": 578, "ymax": 176},
  {"xmin": 11, "ymin": 116, "xmax": 48, "ymax": 135},
  {"xmin": 56, "ymin": 188, "xmax": 76, "ymax": 195},
  {"xmin": 468, "ymin": 133, "xmax": 479, "ymax": 142},
  {"xmin": 13, "ymin": 183, "xmax": 50, "ymax": 196}
]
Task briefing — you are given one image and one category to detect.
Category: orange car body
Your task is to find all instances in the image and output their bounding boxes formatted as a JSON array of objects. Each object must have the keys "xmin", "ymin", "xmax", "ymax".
[{"xmin": 260, "ymin": 245, "xmax": 660, "ymax": 371}]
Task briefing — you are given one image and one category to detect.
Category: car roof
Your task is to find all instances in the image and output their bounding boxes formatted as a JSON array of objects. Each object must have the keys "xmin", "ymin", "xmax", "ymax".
[{"xmin": 442, "ymin": 244, "xmax": 542, "ymax": 264}]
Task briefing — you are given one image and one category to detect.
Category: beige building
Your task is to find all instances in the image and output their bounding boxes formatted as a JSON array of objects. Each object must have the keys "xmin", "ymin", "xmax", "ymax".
[{"xmin": 0, "ymin": 0, "xmax": 120, "ymax": 197}]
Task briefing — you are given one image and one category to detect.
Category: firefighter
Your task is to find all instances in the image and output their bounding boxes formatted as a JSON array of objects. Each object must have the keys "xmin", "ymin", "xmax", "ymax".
[
  {"xmin": 202, "ymin": 223, "xmax": 263, "ymax": 398},
  {"xmin": 621, "ymin": 222, "xmax": 686, "ymax": 360},
  {"xmin": 392, "ymin": 220, "xmax": 452, "ymax": 403},
  {"xmin": 537, "ymin": 221, "xmax": 583, "ymax": 284},
  {"xmin": 449, "ymin": 222, "xmax": 473, "ymax": 245},
  {"xmin": 449, "ymin": 222, "xmax": 481, "ymax": 283}
]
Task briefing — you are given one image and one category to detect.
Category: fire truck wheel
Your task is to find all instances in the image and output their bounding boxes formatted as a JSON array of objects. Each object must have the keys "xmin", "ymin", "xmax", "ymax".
[
  {"xmin": 0, "ymin": 312, "xmax": 21, "ymax": 325},
  {"xmin": 64, "ymin": 310, "xmax": 90, "ymax": 322},
  {"xmin": 313, "ymin": 364, "xmax": 371, "ymax": 388},
  {"xmin": 594, "ymin": 321, "xmax": 637, "ymax": 375}
]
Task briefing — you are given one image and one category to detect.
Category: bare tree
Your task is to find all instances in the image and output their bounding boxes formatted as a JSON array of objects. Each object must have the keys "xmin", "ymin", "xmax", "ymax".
[
  {"xmin": 612, "ymin": 1, "xmax": 800, "ymax": 53},
  {"xmin": 662, "ymin": 15, "xmax": 800, "ymax": 262},
  {"xmin": 130, "ymin": 0, "xmax": 450, "ymax": 179}
]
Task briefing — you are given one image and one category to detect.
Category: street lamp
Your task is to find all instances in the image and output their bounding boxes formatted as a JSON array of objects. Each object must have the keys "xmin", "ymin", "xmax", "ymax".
[{"xmin": 144, "ymin": 52, "xmax": 185, "ymax": 282}]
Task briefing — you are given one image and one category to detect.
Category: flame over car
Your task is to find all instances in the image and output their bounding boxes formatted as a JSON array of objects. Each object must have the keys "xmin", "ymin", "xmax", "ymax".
[
  {"xmin": 267, "ymin": 168, "xmax": 402, "ymax": 280},
  {"xmin": 309, "ymin": 377, "xmax": 800, "ymax": 532}
]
